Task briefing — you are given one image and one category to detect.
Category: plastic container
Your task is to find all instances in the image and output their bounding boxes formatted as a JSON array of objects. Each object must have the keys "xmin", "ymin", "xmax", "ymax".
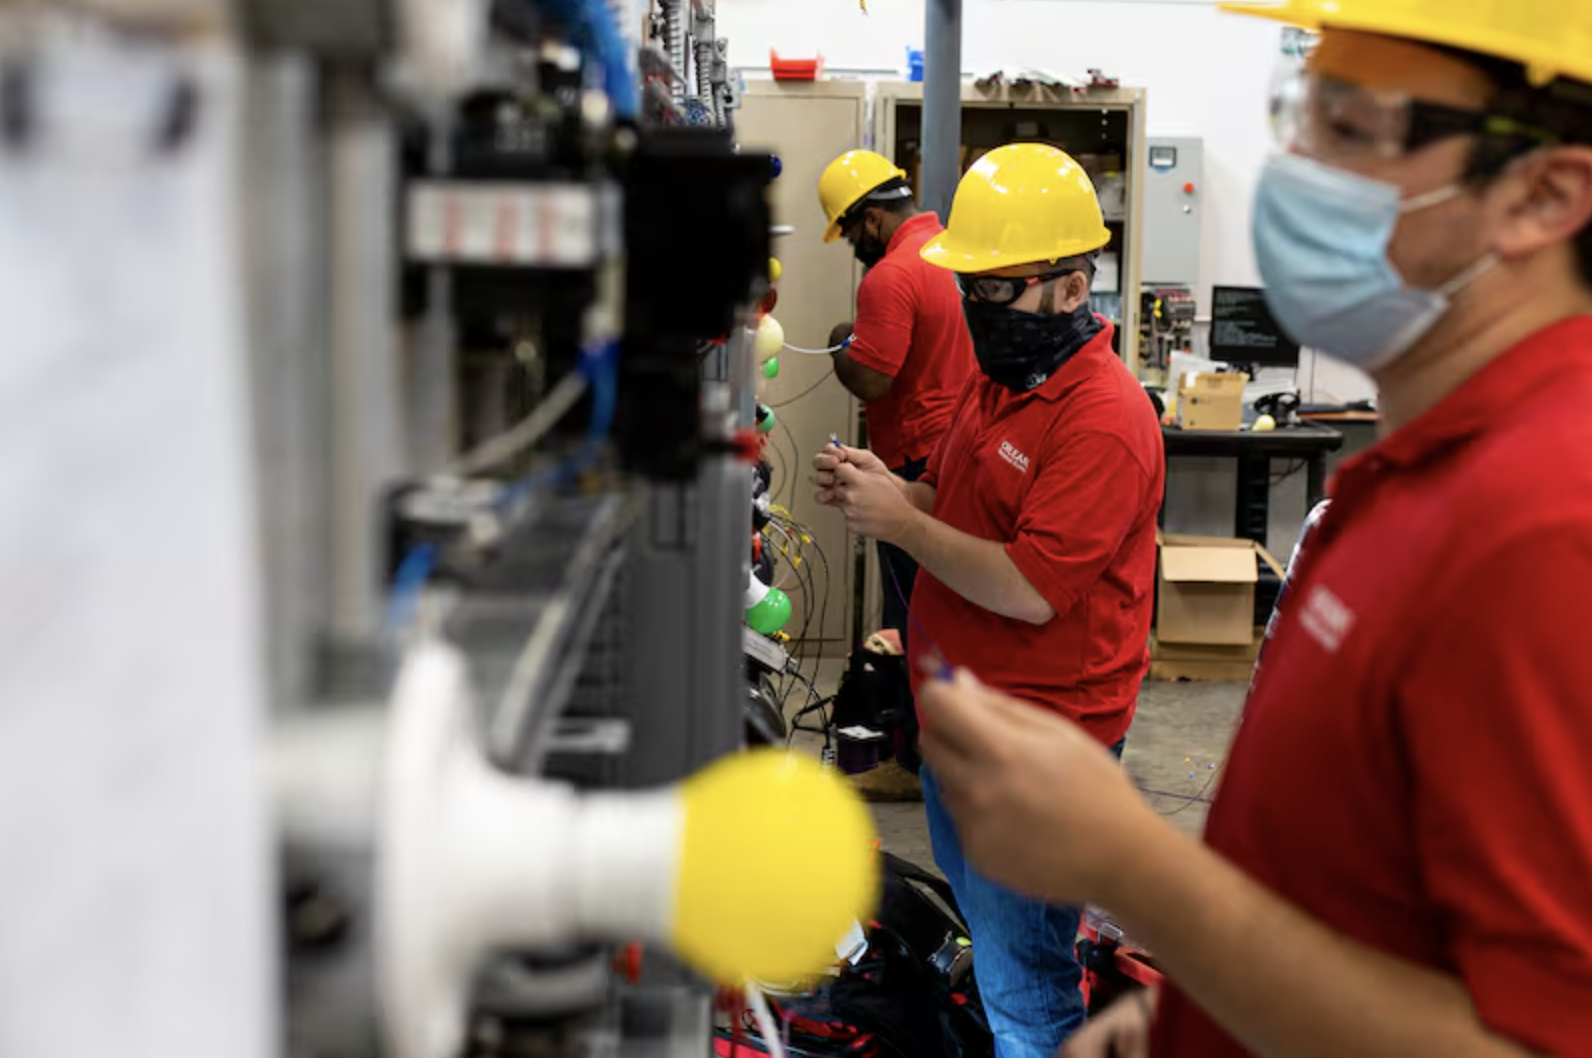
[
  {"xmin": 770, "ymin": 50, "xmax": 824, "ymax": 81},
  {"xmin": 906, "ymin": 47, "xmax": 925, "ymax": 82}
]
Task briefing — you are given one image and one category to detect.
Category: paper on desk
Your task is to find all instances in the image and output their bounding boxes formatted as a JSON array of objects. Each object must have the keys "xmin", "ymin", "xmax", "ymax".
[{"xmin": 0, "ymin": 40, "xmax": 272, "ymax": 1058}]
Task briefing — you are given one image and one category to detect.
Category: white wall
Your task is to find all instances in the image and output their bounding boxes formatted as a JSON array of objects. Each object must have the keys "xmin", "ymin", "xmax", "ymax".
[{"xmin": 721, "ymin": 0, "xmax": 1375, "ymax": 406}]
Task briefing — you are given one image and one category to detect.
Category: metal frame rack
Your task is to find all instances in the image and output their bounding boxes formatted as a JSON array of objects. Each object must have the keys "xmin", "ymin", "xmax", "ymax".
[{"xmin": 236, "ymin": 1, "xmax": 765, "ymax": 1054}]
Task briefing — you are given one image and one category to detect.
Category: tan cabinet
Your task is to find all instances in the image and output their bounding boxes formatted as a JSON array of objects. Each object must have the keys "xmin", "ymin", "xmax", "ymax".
[{"xmin": 738, "ymin": 81, "xmax": 872, "ymax": 648}]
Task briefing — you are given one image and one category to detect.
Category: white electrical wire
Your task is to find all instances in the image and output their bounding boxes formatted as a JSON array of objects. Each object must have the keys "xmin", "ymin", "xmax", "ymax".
[
  {"xmin": 784, "ymin": 338, "xmax": 852, "ymax": 355},
  {"xmin": 448, "ymin": 372, "xmax": 588, "ymax": 477},
  {"xmin": 745, "ymin": 984, "xmax": 789, "ymax": 1058}
]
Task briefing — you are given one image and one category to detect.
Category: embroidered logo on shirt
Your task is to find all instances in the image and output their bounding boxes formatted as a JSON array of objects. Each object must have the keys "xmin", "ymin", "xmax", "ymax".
[
  {"xmin": 1300, "ymin": 583, "xmax": 1355, "ymax": 654},
  {"xmin": 998, "ymin": 441, "xmax": 1031, "ymax": 473}
]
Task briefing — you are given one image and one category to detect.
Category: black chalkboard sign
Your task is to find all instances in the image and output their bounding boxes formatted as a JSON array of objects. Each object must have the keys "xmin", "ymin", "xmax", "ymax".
[{"xmin": 1210, "ymin": 285, "xmax": 1301, "ymax": 367}]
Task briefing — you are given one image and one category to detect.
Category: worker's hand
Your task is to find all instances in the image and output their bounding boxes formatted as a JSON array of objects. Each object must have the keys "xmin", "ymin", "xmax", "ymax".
[
  {"xmin": 812, "ymin": 445, "xmax": 889, "ymax": 507},
  {"xmin": 1059, "ymin": 990, "xmax": 1157, "ymax": 1058},
  {"xmin": 812, "ymin": 448, "xmax": 845, "ymax": 506},
  {"xmin": 819, "ymin": 447, "xmax": 914, "ymax": 542},
  {"xmin": 918, "ymin": 669, "xmax": 1167, "ymax": 908}
]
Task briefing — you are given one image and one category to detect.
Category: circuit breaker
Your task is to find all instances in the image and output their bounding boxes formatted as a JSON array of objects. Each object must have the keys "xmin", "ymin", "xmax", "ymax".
[{"xmin": 1142, "ymin": 136, "xmax": 1203, "ymax": 287}]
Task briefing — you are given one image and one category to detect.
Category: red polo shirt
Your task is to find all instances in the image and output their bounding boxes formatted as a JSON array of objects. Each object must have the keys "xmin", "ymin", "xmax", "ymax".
[
  {"xmin": 907, "ymin": 324, "xmax": 1165, "ymax": 747},
  {"xmin": 1153, "ymin": 317, "xmax": 1592, "ymax": 1058},
  {"xmin": 846, "ymin": 213, "xmax": 977, "ymax": 470}
]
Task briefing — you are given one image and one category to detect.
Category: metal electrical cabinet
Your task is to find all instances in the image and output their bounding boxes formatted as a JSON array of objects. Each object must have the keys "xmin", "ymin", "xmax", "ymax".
[
  {"xmin": 1142, "ymin": 136, "xmax": 1205, "ymax": 288},
  {"xmin": 872, "ymin": 81, "xmax": 1150, "ymax": 374}
]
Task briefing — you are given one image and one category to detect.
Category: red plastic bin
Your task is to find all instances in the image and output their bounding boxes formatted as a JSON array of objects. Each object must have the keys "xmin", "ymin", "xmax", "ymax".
[{"xmin": 770, "ymin": 50, "xmax": 824, "ymax": 82}]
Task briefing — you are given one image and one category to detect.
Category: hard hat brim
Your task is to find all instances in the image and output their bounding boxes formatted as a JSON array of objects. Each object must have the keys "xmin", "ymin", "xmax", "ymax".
[
  {"xmin": 1217, "ymin": 1, "xmax": 1320, "ymax": 29},
  {"xmin": 1223, "ymin": 0, "xmax": 1592, "ymax": 99},
  {"xmin": 918, "ymin": 229, "xmax": 1112, "ymax": 274}
]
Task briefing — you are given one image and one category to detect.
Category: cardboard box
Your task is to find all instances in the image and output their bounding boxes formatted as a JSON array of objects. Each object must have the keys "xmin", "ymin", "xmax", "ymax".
[
  {"xmin": 1149, "ymin": 633, "xmax": 1263, "ymax": 683},
  {"xmin": 1179, "ymin": 372, "xmax": 1248, "ymax": 432},
  {"xmin": 1156, "ymin": 533, "xmax": 1284, "ymax": 647}
]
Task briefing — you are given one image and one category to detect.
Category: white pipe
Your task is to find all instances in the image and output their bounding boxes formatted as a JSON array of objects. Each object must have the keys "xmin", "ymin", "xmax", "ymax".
[{"xmin": 746, "ymin": 986, "xmax": 789, "ymax": 1058}]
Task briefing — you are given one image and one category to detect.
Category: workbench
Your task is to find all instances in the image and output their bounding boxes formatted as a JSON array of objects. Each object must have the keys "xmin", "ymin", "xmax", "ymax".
[{"xmin": 1161, "ymin": 423, "xmax": 1345, "ymax": 545}]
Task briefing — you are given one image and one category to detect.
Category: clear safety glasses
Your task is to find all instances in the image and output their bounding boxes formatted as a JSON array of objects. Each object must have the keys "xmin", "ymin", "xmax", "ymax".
[
  {"xmin": 955, "ymin": 266, "xmax": 1082, "ymax": 306},
  {"xmin": 1270, "ymin": 67, "xmax": 1557, "ymax": 162}
]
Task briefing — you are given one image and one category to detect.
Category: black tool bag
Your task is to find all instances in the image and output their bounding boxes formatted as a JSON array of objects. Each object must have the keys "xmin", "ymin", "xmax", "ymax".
[{"xmin": 717, "ymin": 854, "xmax": 992, "ymax": 1058}]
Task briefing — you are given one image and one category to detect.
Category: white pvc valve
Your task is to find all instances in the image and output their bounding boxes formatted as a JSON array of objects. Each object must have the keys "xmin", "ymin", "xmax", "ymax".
[{"xmin": 745, "ymin": 568, "xmax": 772, "ymax": 610}]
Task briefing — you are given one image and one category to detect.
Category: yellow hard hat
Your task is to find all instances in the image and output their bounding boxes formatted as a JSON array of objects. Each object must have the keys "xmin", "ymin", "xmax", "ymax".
[
  {"xmin": 1221, "ymin": 0, "xmax": 1592, "ymax": 88},
  {"xmin": 919, "ymin": 144, "xmax": 1111, "ymax": 275},
  {"xmin": 818, "ymin": 150, "xmax": 909, "ymax": 244}
]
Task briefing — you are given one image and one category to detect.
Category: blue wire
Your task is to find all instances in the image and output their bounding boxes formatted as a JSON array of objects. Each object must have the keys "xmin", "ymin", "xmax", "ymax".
[
  {"xmin": 500, "ymin": 339, "xmax": 619, "ymax": 508},
  {"xmin": 386, "ymin": 542, "xmax": 440, "ymax": 633},
  {"xmin": 540, "ymin": 0, "xmax": 639, "ymax": 120},
  {"xmin": 581, "ymin": 338, "xmax": 619, "ymax": 456}
]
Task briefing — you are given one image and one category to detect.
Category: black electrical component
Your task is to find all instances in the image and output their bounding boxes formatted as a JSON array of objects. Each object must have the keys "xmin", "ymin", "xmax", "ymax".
[
  {"xmin": 399, "ymin": 81, "xmax": 605, "ymax": 346},
  {"xmin": 617, "ymin": 128, "xmax": 772, "ymax": 480}
]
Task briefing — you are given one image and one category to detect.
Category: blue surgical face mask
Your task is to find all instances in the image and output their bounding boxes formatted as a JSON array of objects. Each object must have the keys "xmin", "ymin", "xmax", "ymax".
[{"xmin": 1253, "ymin": 153, "xmax": 1498, "ymax": 372}]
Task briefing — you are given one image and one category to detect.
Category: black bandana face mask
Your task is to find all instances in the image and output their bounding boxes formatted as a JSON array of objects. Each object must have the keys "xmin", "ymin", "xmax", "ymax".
[{"xmin": 963, "ymin": 298, "xmax": 1103, "ymax": 392}]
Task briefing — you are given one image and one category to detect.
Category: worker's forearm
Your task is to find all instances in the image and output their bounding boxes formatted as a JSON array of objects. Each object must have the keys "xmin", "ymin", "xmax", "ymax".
[
  {"xmin": 831, "ymin": 351, "xmax": 892, "ymax": 403},
  {"xmin": 899, "ymin": 479, "xmax": 936, "ymax": 514},
  {"xmin": 893, "ymin": 509, "xmax": 1052, "ymax": 624},
  {"xmin": 1105, "ymin": 822, "xmax": 1534, "ymax": 1058},
  {"xmin": 831, "ymin": 354, "xmax": 867, "ymax": 400}
]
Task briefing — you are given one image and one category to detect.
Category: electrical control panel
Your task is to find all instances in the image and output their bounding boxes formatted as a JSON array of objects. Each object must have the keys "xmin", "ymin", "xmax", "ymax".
[
  {"xmin": 1142, "ymin": 136, "xmax": 1204, "ymax": 288},
  {"xmin": 1140, "ymin": 284, "xmax": 1198, "ymax": 378}
]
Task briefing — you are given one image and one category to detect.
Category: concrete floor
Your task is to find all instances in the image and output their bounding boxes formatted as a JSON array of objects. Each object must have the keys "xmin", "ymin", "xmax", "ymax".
[{"xmin": 784, "ymin": 664, "xmax": 1249, "ymax": 875}]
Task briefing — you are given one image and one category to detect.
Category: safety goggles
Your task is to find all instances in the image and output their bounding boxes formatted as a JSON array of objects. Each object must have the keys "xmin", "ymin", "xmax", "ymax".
[
  {"xmin": 837, "ymin": 185, "xmax": 914, "ymax": 236},
  {"xmin": 955, "ymin": 266, "xmax": 1081, "ymax": 306},
  {"xmin": 1272, "ymin": 68, "xmax": 1557, "ymax": 162},
  {"xmin": 837, "ymin": 210, "xmax": 869, "ymax": 240}
]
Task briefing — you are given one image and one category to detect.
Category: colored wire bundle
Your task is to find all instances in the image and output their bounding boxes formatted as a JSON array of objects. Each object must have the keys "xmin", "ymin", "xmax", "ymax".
[{"xmin": 762, "ymin": 502, "xmax": 835, "ymax": 739}]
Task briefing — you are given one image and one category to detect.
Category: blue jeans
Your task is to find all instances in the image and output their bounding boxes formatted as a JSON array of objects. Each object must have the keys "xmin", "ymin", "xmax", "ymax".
[{"xmin": 920, "ymin": 747, "xmax": 1120, "ymax": 1058}]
